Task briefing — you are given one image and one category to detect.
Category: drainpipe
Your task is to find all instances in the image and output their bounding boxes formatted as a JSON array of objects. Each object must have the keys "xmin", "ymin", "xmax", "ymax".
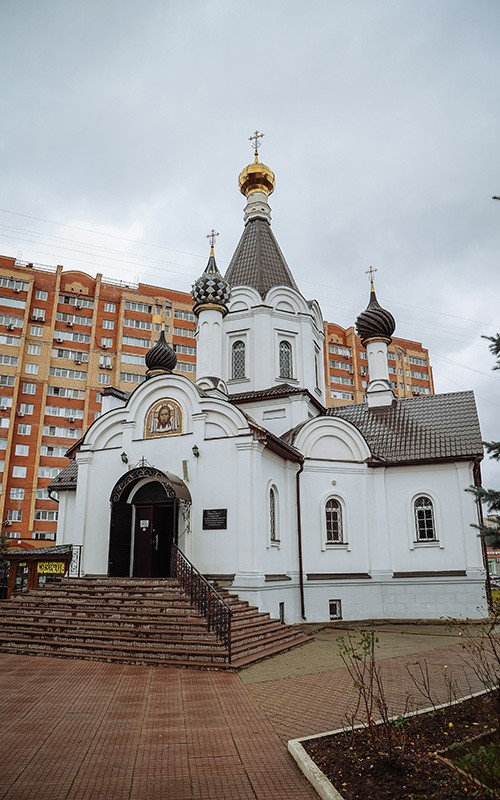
[
  {"xmin": 474, "ymin": 458, "xmax": 492, "ymax": 612},
  {"xmin": 296, "ymin": 459, "xmax": 306, "ymax": 620}
]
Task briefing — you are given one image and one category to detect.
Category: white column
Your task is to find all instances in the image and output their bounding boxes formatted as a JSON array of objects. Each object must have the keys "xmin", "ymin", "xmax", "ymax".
[{"xmin": 365, "ymin": 338, "xmax": 394, "ymax": 408}]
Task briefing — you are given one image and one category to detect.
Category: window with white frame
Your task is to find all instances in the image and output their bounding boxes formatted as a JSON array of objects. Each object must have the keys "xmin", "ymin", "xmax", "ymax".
[
  {"xmin": 12, "ymin": 466, "xmax": 27, "ymax": 478},
  {"xmin": 231, "ymin": 340, "xmax": 246, "ymax": 379},
  {"xmin": 17, "ymin": 424, "xmax": 31, "ymax": 435},
  {"xmin": 10, "ymin": 487, "xmax": 24, "ymax": 499},
  {"xmin": 15, "ymin": 444, "xmax": 29, "ymax": 456},
  {"xmin": 102, "ymin": 319, "xmax": 115, "ymax": 330},
  {"xmin": 7, "ymin": 509, "xmax": 22, "ymax": 522},
  {"xmin": 25, "ymin": 363, "xmax": 39, "ymax": 375},
  {"xmin": 325, "ymin": 498, "xmax": 343, "ymax": 544},
  {"xmin": 414, "ymin": 495, "xmax": 436, "ymax": 541},
  {"xmin": 103, "ymin": 302, "xmax": 116, "ymax": 312},
  {"xmin": 35, "ymin": 289, "xmax": 48, "ymax": 301},
  {"xmin": 279, "ymin": 340, "xmax": 293, "ymax": 379},
  {"xmin": 27, "ymin": 344, "xmax": 41, "ymax": 355},
  {"xmin": 22, "ymin": 383, "xmax": 36, "ymax": 394},
  {"xmin": 269, "ymin": 485, "xmax": 279, "ymax": 543},
  {"xmin": 34, "ymin": 509, "xmax": 58, "ymax": 521}
]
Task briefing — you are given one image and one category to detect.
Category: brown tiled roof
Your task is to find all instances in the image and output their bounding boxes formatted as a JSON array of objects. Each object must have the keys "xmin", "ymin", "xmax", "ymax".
[
  {"xmin": 224, "ymin": 218, "xmax": 300, "ymax": 298},
  {"xmin": 328, "ymin": 392, "xmax": 483, "ymax": 463},
  {"xmin": 48, "ymin": 460, "xmax": 78, "ymax": 491},
  {"xmin": 284, "ymin": 391, "xmax": 483, "ymax": 465}
]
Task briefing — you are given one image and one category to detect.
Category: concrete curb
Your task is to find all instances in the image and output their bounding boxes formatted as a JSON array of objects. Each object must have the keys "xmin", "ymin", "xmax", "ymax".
[{"xmin": 288, "ymin": 738, "xmax": 345, "ymax": 800}]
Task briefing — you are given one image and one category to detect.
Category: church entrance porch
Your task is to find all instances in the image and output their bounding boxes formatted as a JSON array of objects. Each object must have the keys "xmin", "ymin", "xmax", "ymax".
[{"xmin": 107, "ymin": 466, "xmax": 191, "ymax": 579}]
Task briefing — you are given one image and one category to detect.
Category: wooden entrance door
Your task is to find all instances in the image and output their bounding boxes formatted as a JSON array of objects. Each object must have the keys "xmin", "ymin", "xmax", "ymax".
[{"xmin": 133, "ymin": 503, "xmax": 175, "ymax": 578}]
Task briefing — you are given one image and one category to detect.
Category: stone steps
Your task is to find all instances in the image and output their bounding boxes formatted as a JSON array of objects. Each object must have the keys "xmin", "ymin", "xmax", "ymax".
[{"xmin": 0, "ymin": 576, "xmax": 312, "ymax": 669}]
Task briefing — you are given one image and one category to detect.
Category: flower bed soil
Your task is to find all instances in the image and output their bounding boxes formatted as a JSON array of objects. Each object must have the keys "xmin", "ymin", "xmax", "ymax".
[{"xmin": 303, "ymin": 691, "xmax": 498, "ymax": 800}]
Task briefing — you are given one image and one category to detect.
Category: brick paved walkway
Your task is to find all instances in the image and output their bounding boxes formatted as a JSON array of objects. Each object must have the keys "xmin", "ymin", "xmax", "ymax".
[
  {"xmin": 0, "ymin": 654, "xmax": 317, "ymax": 800},
  {"xmin": 0, "ymin": 624, "xmax": 486, "ymax": 799}
]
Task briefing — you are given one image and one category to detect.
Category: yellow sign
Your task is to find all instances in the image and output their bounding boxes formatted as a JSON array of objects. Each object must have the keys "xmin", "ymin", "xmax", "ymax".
[{"xmin": 37, "ymin": 562, "xmax": 66, "ymax": 575}]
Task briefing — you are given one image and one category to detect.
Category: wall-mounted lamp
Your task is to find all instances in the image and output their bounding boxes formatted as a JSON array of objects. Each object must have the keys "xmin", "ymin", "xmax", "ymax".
[
  {"xmin": 192, "ymin": 445, "xmax": 200, "ymax": 458},
  {"xmin": 121, "ymin": 452, "xmax": 128, "ymax": 464}
]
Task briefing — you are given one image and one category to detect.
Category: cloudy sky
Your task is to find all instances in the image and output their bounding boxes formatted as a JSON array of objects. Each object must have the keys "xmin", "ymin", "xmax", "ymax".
[{"xmin": 1, "ymin": 0, "xmax": 499, "ymax": 484}]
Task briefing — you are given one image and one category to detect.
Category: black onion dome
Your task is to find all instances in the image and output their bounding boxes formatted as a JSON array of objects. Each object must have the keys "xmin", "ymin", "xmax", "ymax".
[
  {"xmin": 145, "ymin": 329, "xmax": 177, "ymax": 375},
  {"xmin": 191, "ymin": 252, "xmax": 231, "ymax": 315},
  {"xmin": 355, "ymin": 286, "xmax": 396, "ymax": 346}
]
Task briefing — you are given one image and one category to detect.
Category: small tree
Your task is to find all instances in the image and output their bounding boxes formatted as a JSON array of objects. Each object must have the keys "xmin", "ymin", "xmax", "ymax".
[{"xmin": 468, "ymin": 334, "xmax": 500, "ymax": 549}]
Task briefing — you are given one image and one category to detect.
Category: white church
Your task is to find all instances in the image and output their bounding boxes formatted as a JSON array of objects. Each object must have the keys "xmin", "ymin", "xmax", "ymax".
[{"xmin": 51, "ymin": 140, "xmax": 487, "ymax": 623}]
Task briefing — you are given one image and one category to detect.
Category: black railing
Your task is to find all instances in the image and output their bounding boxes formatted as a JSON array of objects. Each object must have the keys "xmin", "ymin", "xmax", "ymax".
[
  {"xmin": 68, "ymin": 545, "xmax": 83, "ymax": 578},
  {"xmin": 171, "ymin": 544, "xmax": 232, "ymax": 662}
]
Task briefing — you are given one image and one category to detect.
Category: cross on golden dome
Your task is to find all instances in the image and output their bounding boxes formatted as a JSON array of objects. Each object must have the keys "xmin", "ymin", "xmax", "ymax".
[{"xmin": 248, "ymin": 130, "xmax": 264, "ymax": 161}]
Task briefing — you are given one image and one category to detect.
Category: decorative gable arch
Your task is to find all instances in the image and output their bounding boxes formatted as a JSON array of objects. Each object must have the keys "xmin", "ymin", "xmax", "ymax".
[
  {"xmin": 110, "ymin": 466, "xmax": 191, "ymax": 503},
  {"xmin": 294, "ymin": 417, "xmax": 371, "ymax": 462}
]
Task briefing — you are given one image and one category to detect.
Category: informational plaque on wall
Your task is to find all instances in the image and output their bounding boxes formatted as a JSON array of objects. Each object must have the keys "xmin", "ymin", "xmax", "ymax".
[{"xmin": 202, "ymin": 508, "xmax": 227, "ymax": 530}]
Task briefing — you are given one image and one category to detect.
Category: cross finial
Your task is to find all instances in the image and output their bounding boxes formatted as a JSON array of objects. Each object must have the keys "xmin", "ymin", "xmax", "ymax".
[
  {"xmin": 206, "ymin": 229, "xmax": 219, "ymax": 255},
  {"xmin": 366, "ymin": 265, "xmax": 377, "ymax": 287},
  {"xmin": 249, "ymin": 130, "xmax": 264, "ymax": 161}
]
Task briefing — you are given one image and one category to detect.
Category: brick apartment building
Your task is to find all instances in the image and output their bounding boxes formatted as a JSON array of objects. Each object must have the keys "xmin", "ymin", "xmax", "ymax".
[{"xmin": 0, "ymin": 254, "xmax": 433, "ymax": 546}]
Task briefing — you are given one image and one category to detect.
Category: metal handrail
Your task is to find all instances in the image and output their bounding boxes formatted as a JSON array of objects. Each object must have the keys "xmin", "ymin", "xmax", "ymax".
[{"xmin": 171, "ymin": 544, "xmax": 232, "ymax": 662}]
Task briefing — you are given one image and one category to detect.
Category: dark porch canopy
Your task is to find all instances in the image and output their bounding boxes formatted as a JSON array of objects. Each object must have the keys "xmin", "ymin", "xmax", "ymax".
[{"xmin": 110, "ymin": 466, "xmax": 192, "ymax": 504}]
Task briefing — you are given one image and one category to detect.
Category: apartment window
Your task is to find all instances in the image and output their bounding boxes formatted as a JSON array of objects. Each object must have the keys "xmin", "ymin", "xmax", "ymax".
[
  {"xmin": 0, "ymin": 295, "xmax": 26, "ymax": 309},
  {"xmin": 231, "ymin": 340, "xmax": 246, "ymax": 379},
  {"xmin": 0, "ymin": 439, "xmax": 6, "ymax": 449},
  {"xmin": 174, "ymin": 344, "xmax": 196, "ymax": 356},
  {"xmin": 35, "ymin": 290, "xmax": 48, "ymax": 301},
  {"xmin": 119, "ymin": 372, "xmax": 145, "ymax": 384},
  {"xmin": 47, "ymin": 386, "xmax": 85, "ymax": 399},
  {"xmin": 124, "ymin": 318, "xmax": 152, "ymax": 330},
  {"xmin": 33, "ymin": 532, "xmax": 56, "ymax": 541},
  {"xmin": 409, "ymin": 356, "xmax": 427, "ymax": 366},
  {"xmin": 125, "ymin": 301, "xmax": 152, "ymax": 314},
  {"xmin": 22, "ymin": 383, "xmax": 37, "ymax": 394},
  {"xmin": 17, "ymin": 424, "xmax": 31, "ymax": 435},
  {"xmin": 32, "ymin": 308, "xmax": 45, "ymax": 321},
  {"xmin": 0, "ymin": 396, "xmax": 12, "ymax": 409},
  {"xmin": 414, "ymin": 496, "xmax": 436, "ymax": 541},
  {"xmin": 330, "ymin": 390, "xmax": 355, "ymax": 401},
  {"xmin": 99, "ymin": 355, "xmax": 112, "ymax": 368},
  {"xmin": 269, "ymin": 485, "xmax": 279, "ymax": 543},
  {"xmin": 176, "ymin": 362, "xmax": 196, "ymax": 373},
  {"xmin": 98, "ymin": 374, "xmax": 111, "ymax": 385},
  {"xmin": 7, "ymin": 509, "xmax": 22, "ymax": 522},
  {"xmin": 0, "ymin": 277, "xmax": 28, "ymax": 291},
  {"xmin": 36, "ymin": 489, "xmax": 51, "ymax": 500},
  {"xmin": 279, "ymin": 341, "xmax": 293, "ymax": 379},
  {"xmin": 49, "ymin": 367, "xmax": 87, "ymax": 380},
  {"xmin": 10, "ymin": 488, "xmax": 24, "ymax": 499},
  {"xmin": 0, "ymin": 334, "xmax": 21, "ymax": 347},
  {"xmin": 59, "ymin": 294, "xmax": 94, "ymax": 309},
  {"xmin": 34, "ymin": 509, "xmax": 58, "ymax": 521},
  {"xmin": 101, "ymin": 337, "xmax": 113, "ymax": 348},
  {"xmin": 173, "ymin": 326, "xmax": 196, "ymax": 338},
  {"xmin": 0, "ymin": 419, "xmax": 9, "ymax": 429},
  {"xmin": 12, "ymin": 466, "xmax": 27, "ymax": 478},
  {"xmin": 122, "ymin": 335, "xmax": 149, "ymax": 348},
  {"xmin": 359, "ymin": 351, "xmax": 367, "ymax": 360},
  {"xmin": 43, "ymin": 425, "xmax": 82, "ymax": 438},
  {"xmin": 331, "ymin": 376, "xmax": 354, "ymax": 386},
  {"xmin": 41, "ymin": 445, "xmax": 67, "ymax": 457},
  {"xmin": 0, "ymin": 355, "xmax": 17, "ymax": 366},
  {"xmin": 326, "ymin": 498, "xmax": 343, "ymax": 544},
  {"xmin": 15, "ymin": 445, "xmax": 29, "ymax": 456},
  {"xmin": 19, "ymin": 404, "xmax": 34, "ymax": 415},
  {"xmin": 45, "ymin": 406, "xmax": 84, "ymax": 419},
  {"xmin": 121, "ymin": 353, "xmax": 145, "ymax": 366},
  {"xmin": 0, "ymin": 375, "xmax": 15, "ymax": 386},
  {"xmin": 174, "ymin": 309, "xmax": 195, "ymax": 322},
  {"xmin": 329, "ymin": 345, "xmax": 351, "ymax": 357},
  {"xmin": 38, "ymin": 466, "xmax": 61, "ymax": 478},
  {"xmin": 102, "ymin": 319, "xmax": 115, "ymax": 330},
  {"xmin": 25, "ymin": 363, "xmax": 39, "ymax": 375},
  {"xmin": 103, "ymin": 302, "xmax": 116, "ymax": 312}
]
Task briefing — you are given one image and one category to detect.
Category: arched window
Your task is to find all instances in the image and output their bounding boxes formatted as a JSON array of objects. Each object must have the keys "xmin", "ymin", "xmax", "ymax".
[
  {"xmin": 325, "ymin": 498, "xmax": 343, "ymax": 544},
  {"xmin": 269, "ymin": 485, "xmax": 279, "ymax": 543},
  {"xmin": 279, "ymin": 340, "xmax": 293, "ymax": 379},
  {"xmin": 414, "ymin": 496, "xmax": 436, "ymax": 541},
  {"xmin": 231, "ymin": 340, "xmax": 246, "ymax": 379}
]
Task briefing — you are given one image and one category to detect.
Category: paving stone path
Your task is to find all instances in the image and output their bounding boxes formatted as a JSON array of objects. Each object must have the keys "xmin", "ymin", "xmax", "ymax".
[{"xmin": 0, "ymin": 623, "xmax": 487, "ymax": 799}]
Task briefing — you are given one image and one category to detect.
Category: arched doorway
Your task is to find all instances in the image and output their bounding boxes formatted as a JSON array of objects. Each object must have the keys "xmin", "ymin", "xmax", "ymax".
[{"xmin": 108, "ymin": 466, "xmax": 191, "ymax": 578}]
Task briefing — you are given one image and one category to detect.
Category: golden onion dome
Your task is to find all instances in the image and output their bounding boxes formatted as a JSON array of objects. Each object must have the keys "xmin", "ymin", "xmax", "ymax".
[{"xmin": 238, "ymin": 156, "xmax": 275, "ymax": 197}]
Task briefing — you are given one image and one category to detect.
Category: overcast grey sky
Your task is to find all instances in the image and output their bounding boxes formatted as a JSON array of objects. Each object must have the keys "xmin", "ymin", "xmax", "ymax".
[{"xmin": 1, "ymin": 0, "xmax": 499, "ymax": 484}]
